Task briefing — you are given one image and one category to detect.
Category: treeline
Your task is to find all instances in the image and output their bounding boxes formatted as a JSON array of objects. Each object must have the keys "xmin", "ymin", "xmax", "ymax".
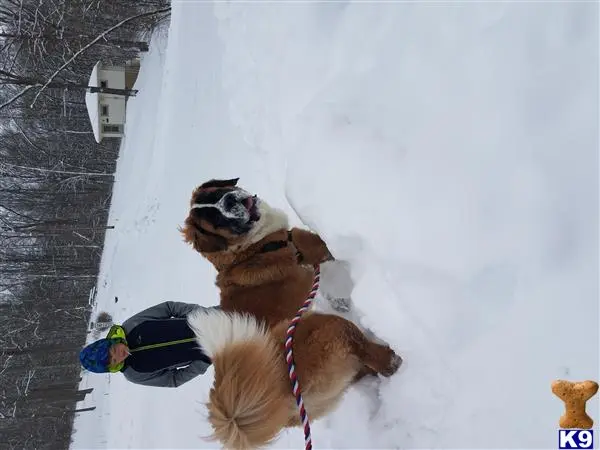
[{"xmin": 0, "ymin": 0, "xmax": 170, "ymax": 448}]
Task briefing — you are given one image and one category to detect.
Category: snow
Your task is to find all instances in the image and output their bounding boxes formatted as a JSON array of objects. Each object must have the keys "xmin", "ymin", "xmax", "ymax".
[
  {"xmin": 71, "ymin": 2, "xmax": 599, "ymax": 449},
  {"xmin": 84, "ymin": 61, "xmax": 102, "ymax": 143}
]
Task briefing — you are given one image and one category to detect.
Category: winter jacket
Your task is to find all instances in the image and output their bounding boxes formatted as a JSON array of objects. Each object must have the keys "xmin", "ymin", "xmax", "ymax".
[{"xmin": 105, "ymin": 301, "xmax": 215, "ymax": 388}]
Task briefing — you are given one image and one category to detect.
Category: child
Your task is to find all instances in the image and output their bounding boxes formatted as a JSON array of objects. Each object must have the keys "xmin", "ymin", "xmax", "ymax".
[{"xmin": 79, "ymin": 301, "xmax": 215, "ymax": 387}]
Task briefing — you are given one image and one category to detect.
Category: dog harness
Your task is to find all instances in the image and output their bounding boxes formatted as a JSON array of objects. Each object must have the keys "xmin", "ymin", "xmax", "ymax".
[{"xmin": 259, "ymin": 230, "xmax": 304, "ymax": 263}]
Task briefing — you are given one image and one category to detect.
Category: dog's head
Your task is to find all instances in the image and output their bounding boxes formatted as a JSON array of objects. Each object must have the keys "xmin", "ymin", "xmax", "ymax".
[{"xmin": 180, "ymin": 178, "xmax": 267, "ymax": 253}]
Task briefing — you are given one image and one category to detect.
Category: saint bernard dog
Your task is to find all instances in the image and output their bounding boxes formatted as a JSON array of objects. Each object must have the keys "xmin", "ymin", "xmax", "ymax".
[{"xmin": 180, "ymin": 178, "xmax": 402, "ymax": 449}]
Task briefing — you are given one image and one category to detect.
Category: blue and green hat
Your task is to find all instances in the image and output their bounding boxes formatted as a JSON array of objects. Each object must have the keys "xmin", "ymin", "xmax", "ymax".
[{"xmin": 79, "ymin": 338, "xmax": 123, "ymax": 373}]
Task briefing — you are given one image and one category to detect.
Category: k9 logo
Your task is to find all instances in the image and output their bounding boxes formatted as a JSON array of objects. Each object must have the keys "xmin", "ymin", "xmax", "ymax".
[{"xmin": 558, "ymin": 430, "xmax": 594, "ymax": 449}]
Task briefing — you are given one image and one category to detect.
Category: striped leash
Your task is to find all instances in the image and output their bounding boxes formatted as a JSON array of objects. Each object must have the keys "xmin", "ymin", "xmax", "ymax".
[{"xmin": 284, "ymin": 264, "xmax": 321, "ymax": 450}]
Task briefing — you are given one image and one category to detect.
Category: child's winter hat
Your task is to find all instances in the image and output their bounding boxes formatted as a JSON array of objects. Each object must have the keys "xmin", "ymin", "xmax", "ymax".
[{"xmin": 79, "ymin": 338, "xmax": 121, "ymax": 373}]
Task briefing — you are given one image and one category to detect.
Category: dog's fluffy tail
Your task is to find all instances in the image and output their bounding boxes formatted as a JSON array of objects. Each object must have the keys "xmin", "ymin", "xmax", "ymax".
[{"xmin": 188, "ymin": 308, "xmax": 290, "ymax": 449}]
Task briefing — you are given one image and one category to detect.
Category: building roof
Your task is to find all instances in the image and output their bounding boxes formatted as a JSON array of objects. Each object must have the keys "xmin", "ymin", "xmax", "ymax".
[{"xmin": 85, "ymin": 61, "xmax": 102, "ymax": 143}]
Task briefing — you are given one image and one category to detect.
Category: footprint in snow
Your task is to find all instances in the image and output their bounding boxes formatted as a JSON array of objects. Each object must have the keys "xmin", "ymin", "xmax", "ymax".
[{"xmin": 133, "ymin": 201, "xmax": 160, "ymax": 233}]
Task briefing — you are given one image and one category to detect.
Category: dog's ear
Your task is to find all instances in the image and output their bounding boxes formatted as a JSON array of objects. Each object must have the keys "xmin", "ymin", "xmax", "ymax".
[
  {"xmin": 199, "ymin": 178, "xmax": 239, "ymax": 190},
  {"xmin": 179, "ymin": 216, "xmax": 228, "ymax": 253}
]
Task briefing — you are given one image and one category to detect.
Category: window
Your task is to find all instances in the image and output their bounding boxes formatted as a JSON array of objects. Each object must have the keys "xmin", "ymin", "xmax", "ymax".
[
  {"xmin": 102, "ymin": 124, "xmax": 121, "ymax": 133},
  {"xmin": 100, "ymin": 105, "xmax": 109, "ymax": 116},
  {"xmin": 100, "ymin": 80, "xmax": 108, "ymax": 88}
]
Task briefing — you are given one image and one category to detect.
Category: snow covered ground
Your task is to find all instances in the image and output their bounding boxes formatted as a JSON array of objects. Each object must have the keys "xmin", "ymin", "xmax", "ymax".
[{"xmin": 71, "ymin": 2, "xmax": 598, "ymax": 449}]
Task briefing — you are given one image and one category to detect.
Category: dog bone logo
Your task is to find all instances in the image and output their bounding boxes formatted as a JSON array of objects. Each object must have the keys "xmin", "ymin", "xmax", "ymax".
[{"xmin": 552, "ymin": 379, "xmax": 599, "ymax": 429}]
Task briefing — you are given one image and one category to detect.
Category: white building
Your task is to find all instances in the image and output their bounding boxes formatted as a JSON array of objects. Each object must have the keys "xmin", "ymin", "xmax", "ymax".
[{"xmin": 85, "ymin": 60, "xmax": 139, "ymax": 143}]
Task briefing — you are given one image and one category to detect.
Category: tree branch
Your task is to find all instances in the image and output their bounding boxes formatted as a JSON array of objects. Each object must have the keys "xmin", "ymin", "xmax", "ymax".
[
  {"xmin": 0, "ymin": 84, "xmax": 37, "ymax": 110},
  {"xmin": 1, "ymin": 161, "xmax": 113, "ymax": 176}
]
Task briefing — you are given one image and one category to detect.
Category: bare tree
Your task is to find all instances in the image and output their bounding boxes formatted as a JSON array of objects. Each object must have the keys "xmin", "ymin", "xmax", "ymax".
[{"xmin": 0, "ymin": 0, "xmax": 170, "ymax": 447}]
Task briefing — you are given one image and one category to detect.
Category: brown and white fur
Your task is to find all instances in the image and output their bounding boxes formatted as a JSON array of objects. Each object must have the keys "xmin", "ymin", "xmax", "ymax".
[
  {"xmin": 188, "ymin": 307, "xmax": 402, "ymax": 450},
  {"xmin": 180, "ymin": 178, "xmax": 335, "ymax": 327}
]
